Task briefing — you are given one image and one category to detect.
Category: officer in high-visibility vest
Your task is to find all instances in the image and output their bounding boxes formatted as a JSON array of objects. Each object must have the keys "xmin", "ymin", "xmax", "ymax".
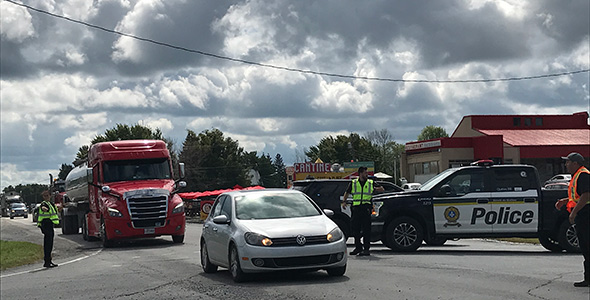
[
  {"xmin": 342, "ymin": 166, "xmax": 383, "ymax": 256},
  {"xmin": 38, "ymin": 190, "xmax": 60, "ymax": 268},
  {"xmin": 555, "ymin": 152, "xmax": 589, "ymax": 287}
]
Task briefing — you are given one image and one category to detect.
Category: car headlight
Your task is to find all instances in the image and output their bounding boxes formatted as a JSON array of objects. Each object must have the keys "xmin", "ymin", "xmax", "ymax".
[
  {"xmin": 327, "ymin": 227, "xmax": 343, "ymax": 242},
  {"xmin": 372, "ymin": 201, "xmax": 383, "ymax": 217},
  {"xmin": 107, "ymin": 207, "xmax": 123, "ymax": 218},
  {"xmin": 172, "ymin": 202, "xmax": 184, "ymax": 214},
  {"xmin": 244, "ymin": 232, "xmax": 273, "ymax": 246}
]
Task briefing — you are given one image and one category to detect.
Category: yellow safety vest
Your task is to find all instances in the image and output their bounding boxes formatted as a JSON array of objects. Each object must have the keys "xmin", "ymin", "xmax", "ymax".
[
  {"xmin": 351, "ymin": 179, "xmax": 374, "ymax": 206},
  {"xmin": 37, "ymin": 201, "xmax": 60, "ymax": 226},
  {"xmin": 567, "ymin": 166, "xmax": 590, "ymax": 213}
]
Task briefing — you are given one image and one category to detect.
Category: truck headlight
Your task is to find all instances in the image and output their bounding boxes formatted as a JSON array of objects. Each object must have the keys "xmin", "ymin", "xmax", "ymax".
[
  {"xmin": 245, "ymin": 232, "xmax": 273, "ymax": 246},
  {"xmin": 172, "ymin": 202, "xmax": 184, "ymax": 214},
  {"xmin": 327, "ymin": 227, "xmax": 343, "ymax": 242},
  {"xmin": 372, "ymin": 202, "xmax": 383, "ymax": 217},
  {"xmin": 107, "ymin": 207, "xmax": 123, "ymax": 218}
]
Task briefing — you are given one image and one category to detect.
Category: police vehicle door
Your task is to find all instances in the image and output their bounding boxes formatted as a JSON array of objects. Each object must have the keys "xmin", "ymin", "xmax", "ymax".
[
  {"xmin": 432, "ymin": 169, "xmax": 491, "ymax": 234},
  {"xmin": 488, "ymin": 167, "xmax": 538, "ymax": 233}
]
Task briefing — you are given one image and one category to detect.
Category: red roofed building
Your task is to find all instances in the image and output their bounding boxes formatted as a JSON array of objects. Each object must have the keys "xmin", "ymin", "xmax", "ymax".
[{"xmin": 401, "ymin": 112, "xmax": 590, "ymax": 183}]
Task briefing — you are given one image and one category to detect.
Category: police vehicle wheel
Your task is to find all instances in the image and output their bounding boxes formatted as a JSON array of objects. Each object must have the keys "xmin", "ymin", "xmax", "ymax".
[
  {"xmin": 229, "ymin": 245, "xmax": 246, "ymax": 282},
  {"xmin": 384, "ymin": 217, "xmax": 424, "ymax": 252},
  {"xmin": 537, "ymin": 231, "xmax": 562, "ymax": 252},
  {"xmin": 557, "ymin": 221, "xmax": 580, "ymax": 253},
  {"xmin": 424, "ymin": 236, "xmax": 447, "ymax": 246},
  {"xmin": 200, "ymin": 240, "xmax": 218, "ymax": 273}
]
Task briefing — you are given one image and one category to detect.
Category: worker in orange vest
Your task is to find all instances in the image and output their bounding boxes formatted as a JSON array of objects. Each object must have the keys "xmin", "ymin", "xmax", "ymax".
[{"xmin": 555, "ymin": 152, "xmax": 589, "ymax": 287}]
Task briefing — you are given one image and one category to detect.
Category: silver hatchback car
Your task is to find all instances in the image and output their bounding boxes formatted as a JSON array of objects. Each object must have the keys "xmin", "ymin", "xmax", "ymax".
[{"xmin": 200, "ymin": 189, "xmax": 347, "ymax": 282}]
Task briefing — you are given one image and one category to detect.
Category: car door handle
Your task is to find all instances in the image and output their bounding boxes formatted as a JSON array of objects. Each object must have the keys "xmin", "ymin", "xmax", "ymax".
[
  {"xmin": 524, "ymin": 198, "xmax": 536, "ymax": 203},
  {"xmin": 204, "ymin": 224, "xmax": 209, "ymax": 229},
  {"xmin": 477, "ymin": 199, "xmax": 489, "ymax": 204},
  {"xmin": 212, "ymin": 227, "xmax": 218, "ymax": 232}
]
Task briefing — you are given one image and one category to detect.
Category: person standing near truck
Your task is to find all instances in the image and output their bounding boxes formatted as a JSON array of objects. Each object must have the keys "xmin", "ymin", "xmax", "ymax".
[
  {"xmin": 555, "ymin": 152, "xmax": 589, "ymax": 287},
  {"xmin": 342, "ymin": 166, "xmax": 383, "ymax": 256},
  {"xmin": 38, "ymin": 190, "xmax": 59, "ymax": 268}
]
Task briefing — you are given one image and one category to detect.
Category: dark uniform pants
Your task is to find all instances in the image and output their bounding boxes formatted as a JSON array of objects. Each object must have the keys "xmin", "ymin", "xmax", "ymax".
[
  {"xmin": 575, "ymin": 205, "xmax": 589, "ymax": 281},
  {"xmin": 40, "ymin": 219, "xmax": 54, "ymax": 264},
  {"xmin": 351, "ymin": 204, "xmax": 372, "ymax": 251}
]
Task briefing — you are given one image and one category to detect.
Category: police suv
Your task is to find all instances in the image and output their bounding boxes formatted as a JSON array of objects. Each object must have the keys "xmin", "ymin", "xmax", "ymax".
[{"xmin": 370, "ymin": 161, "xmax": 577, "ymax": 252}]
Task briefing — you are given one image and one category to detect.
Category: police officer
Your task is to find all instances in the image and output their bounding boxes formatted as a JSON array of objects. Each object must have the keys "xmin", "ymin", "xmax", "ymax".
[
  {"xmin": 555, "ymin": 152, "xmax": 589, "ymax": 287},
  {"xmin": 38, "ymin": 190, "xmax": 60, "ymax": 268},
  {"xmin": 342, "ymin": 167, "xmax": 383, "ymax": 256}
]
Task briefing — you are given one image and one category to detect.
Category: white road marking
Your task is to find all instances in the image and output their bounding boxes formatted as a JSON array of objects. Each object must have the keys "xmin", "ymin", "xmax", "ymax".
[{"xmin": 0, "ymin": 248, "xmax": 103, "ymax": 278}]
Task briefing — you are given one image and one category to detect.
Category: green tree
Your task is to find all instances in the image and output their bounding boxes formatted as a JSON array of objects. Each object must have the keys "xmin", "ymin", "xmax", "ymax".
[
  {"xmin": 3, "ymin": 183, "xmax": 49, "ymax": 206},
  {"xmin": 305, "ymin": 133, "xmax": 374, "ymax": 163},
  {"xmin": 58, "ymin": 164, "xmax": 74, "ymax": 180},
  {"xmin": 179, "ymin": 129, "xmax": 249, "ymax": 191},
  {"xmin": 273, "ymin": 153, "xmax": 287, "ymax": 188},
  {"xmin": 365, "ymin": 129, "xmax": 402, "ymax": 177},
  {"xmin": 417, "ymin": 125, "xmax": 449, "ymax": 141}
]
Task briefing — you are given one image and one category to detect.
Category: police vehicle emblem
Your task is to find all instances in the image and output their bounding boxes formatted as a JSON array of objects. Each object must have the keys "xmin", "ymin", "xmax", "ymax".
[
  {"xmin": 443, "ymin": 206, "xmax": 462, "ymax": 227},
  {"xmin": 296, "ymin": 235, "xmax": 306, "ymax": 246}
]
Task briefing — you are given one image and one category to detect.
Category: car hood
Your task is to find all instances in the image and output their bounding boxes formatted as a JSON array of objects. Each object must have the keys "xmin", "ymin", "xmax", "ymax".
[
  {"xmin": 237, "ymin": 215, "xmax": 336, "ymax": 238},
  {"xmin": 105, "ymin": 180, "xmax": 175, "ymax": 195}
]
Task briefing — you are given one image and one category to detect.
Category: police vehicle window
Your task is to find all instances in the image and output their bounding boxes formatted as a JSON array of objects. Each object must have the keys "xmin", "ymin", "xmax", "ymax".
[
  {"xmin": 493, "ymin": 168, "xmax": 535, "ymax": 192},
  {"xmin": 439, "ymin": 170, "xmax": 485, "ymax": 196},
  {"xmin": 220, "ymin": 196, "xmax": 232, "ymax": 218}
]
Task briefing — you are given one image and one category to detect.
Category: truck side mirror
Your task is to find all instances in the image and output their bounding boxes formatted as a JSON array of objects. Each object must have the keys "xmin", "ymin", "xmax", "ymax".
[
  {"xmin": 87, "ymin": 168, "xmax": 93, "ymax": 184},
  {"xmin": 178, "ymin": 163, "xmax": 185, "ymax": 179}
]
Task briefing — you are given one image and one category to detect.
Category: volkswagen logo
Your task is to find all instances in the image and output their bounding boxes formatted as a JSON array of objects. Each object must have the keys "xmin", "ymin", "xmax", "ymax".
[{"xmin": 296, "ymin": 234, "xmax": 306, "ymax": 246}]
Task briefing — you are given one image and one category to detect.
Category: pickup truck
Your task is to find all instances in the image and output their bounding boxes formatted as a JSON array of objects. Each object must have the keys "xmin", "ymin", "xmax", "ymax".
[{"xmin": 370, "ymin": 161, "xmax": 578, "ymax": 252}]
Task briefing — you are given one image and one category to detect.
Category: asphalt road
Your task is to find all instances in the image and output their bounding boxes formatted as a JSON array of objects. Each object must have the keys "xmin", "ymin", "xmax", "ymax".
[{"xmin": 1, "ymin": 217, "xmax": 588, "ymax": 300}]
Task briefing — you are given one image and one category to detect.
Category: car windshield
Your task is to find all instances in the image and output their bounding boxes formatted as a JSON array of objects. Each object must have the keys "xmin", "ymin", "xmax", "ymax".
[
  {"xmin": 419, "ymin": 168, "xmax": 457, "ymax": 191},
  {"xmin": 235, "ymin": 192, "xmax": 321, "ymax": 220},
  {"xmin": 10, "ymin": 203, "xmax": 25, "ymax": 208},
  {"xmin": 103, "ymin": 158, "xmax": 171, "ymax": 182}
]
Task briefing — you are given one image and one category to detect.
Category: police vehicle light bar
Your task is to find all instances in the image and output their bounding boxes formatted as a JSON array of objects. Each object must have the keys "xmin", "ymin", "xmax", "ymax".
[{"xmin": 470, "ymin": 160, "xmax": 494, "ymax": 167}]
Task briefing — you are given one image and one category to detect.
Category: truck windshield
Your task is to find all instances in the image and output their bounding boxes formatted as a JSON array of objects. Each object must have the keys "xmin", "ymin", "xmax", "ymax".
[
  {"xmin": 103, "ymin": 158, "xmax": 172, "ymax": 182},
  {"xmin": 419, "ymin": 168, "xmax": 457, "ymax": 191}
]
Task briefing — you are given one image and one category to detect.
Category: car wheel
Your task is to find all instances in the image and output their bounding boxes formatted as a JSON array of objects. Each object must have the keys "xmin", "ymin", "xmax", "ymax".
[
  {"xmin": 200, "ymin": 240, "xmax": 218, "ymax": 273},
  {"xmin": 101, "ymin": 219, "xmax": 114, "ymax": 248},
  {"xmin": 557, "ymin": 221, "xmax": 580, "ymax": 253},
  {"xmin": 24, "ymin": 214, "xmax": 28, "ymax": 219},
  {"xmin": 384, "ymin": 216, "xmax": 424, "ymax": 252},
  {"xmin": 10, "ymin": 215, "xmax": 14, "ymax": 219},
  {"xmin": 424, "ymin": 236, "xmax": 447, "ymax": 246},
  {"xmin": 172, "ymin": 235, "xmax": 184, "ymax": 243},
  {"xmin": 229, "ymin": 245, "xmax": 246, "ymax": 282},
  {"xmin": 538, "ymin": 230, "xmax": 563, "ymax": 252},
  {"xmin": 326, "ymin": 264, "xmax": 346, "ymax": 277}
]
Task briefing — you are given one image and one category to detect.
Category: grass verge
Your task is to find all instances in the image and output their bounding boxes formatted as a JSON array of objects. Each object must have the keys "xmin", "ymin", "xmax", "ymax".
[
  {"xmin": 0, "ymin": 240, "xmax": 43, "ymax": 270},
  {"xmin": 494, "ymin": 238, "xmax": 540, "ymax": 244}
]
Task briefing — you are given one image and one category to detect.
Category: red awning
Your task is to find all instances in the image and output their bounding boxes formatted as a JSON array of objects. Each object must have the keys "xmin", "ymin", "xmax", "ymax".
[{"xmin": 179, "ymin": 185, "xmax": 265, "ymax": 200}]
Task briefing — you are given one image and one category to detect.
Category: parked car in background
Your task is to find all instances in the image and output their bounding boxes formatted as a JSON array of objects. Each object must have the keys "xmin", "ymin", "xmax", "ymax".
[
  {"xmin": 9, "ymin": 202, "xmax": 28, "ymax": 219},
  {"xmin": 32, "ymin": 203, "xmax": 41, "ymax": 222},
  {"xmin": 544, "ymin": 174, "xmax": 571, "ymax": 186},
  {"xmin": 402, "ymin": 183, "xmax": 422, "ymax": 190},
  {"xmin": 543, "ymin": 182, "xmax": 569, "ymax": 190},
  {"xmin": 200, "ymin": 189, "xmax": 347, "ymax": 282}
]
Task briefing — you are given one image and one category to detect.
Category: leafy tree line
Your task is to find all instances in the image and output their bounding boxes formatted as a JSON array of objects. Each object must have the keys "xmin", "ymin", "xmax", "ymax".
[{"xmin": 2, "ymin": 184, "xmax": 48, "ymax": 205}]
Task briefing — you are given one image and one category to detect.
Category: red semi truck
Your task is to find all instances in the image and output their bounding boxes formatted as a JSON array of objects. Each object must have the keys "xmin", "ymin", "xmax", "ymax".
[{"xmin": 63, "ymin": 140, "xmax": 187, "ymax": 247}]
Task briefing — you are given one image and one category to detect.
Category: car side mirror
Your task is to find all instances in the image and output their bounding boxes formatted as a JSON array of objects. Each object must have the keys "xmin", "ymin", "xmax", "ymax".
[
  {"xmin": 323, "ymin": 209, "xmax": 334, "ymax": 217},
  {"xmin": 213, "ymin": 215, "xmax": 230, "ymax": 224},
  {"xmin": 438, "ymin": 184, "xmax": 453, "ymax": 197}
]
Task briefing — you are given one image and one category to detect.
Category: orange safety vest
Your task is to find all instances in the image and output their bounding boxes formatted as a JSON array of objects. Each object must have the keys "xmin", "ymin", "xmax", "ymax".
[{"xmin": 566, "ymin": 166, "xmax": 590, "ymax": 213}]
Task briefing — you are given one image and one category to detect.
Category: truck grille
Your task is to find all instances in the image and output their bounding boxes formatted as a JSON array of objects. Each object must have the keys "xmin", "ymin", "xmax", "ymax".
[{"xmin": 127, "ymin": 196, "xmax": 168, "ymax": 228}]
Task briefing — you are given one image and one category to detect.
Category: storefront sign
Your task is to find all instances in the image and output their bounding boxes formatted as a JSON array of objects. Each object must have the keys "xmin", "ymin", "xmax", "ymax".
[
  {"xmin": 405, "ymin": 140, "xmax": 442, "ymax": 151},
  {"xmin": 294, "ymin": 162, "xmax": 332, "ymax": 173}
]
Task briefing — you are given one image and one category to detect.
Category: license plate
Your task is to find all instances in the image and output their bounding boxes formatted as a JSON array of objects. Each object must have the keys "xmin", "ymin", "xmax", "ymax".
[{"xmin": 144, "ymin": 228, "xmax": 155, "ymax": 234}]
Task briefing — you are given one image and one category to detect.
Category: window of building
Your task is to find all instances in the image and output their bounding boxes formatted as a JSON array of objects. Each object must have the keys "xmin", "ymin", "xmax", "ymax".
[
  {"xmin": 535, "ymin": 117, "xmax": 543, "ymax": 126},
  {"xmin": 524, "ymin": 118, "xmax": 532, "ymax": 126},
  {"xmin": 513, "ymin": 118, "xmax": 521, "ymax": 126}
]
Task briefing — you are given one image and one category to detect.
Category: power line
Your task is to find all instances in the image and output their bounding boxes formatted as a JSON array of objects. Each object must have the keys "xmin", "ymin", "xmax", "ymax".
[{"xmin": 5, "ymin": 0, "xmax": 590, "ymax": 83}]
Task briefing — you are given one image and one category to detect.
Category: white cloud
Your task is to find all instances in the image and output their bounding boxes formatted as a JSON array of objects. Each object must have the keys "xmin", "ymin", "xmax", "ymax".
[
  {"xmin": 1, "ymin": 163, "xmax": 57, "ymax": 189},
  {"xmin": 0, "ymin": 2, "xmax": 35, "ymax": 42},
  {"xmin": 139, "ymin": 118, "xmax": 174, "ymax": 133},
  {"xmin": 64, "ymin": 131, "xmax": 97, "ymax": 148},
  {"xmin": 312, "ymin": 81, "xmax": 374, "ymax": 113}
]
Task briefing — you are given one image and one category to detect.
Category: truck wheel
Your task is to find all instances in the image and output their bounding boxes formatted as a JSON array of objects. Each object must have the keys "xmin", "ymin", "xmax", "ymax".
[
  {"xmin": 557, "ymin": 221, "xmax": 580, "ymax": 253},
  {"xmin": 424, "ymin": 236, "xmax": 447, "ymax": 246},
  {"xmin": 82, "ymin": 217, "xmax": 89, "ymax": 241},
  {"xmin": 200, "ymin": 240, "xmax": 218, "ymax": 273},
  {"xmin": 101, "ymin": 219, "xmax": 114, "ymax": 248},
  {"xmin": 538, "ymin": 231, "xmax": 563, "ymax": 252},
  {"xmin": 384, "ymin": 216, "xmax": 424, "ymax": 252},
  {"xmin": 62, "ymin": 215, "xmax": 78, "ymax": 235},
  {"xmin": 172, "ymin": 235, "xmax": 185, "ymax": 243}
]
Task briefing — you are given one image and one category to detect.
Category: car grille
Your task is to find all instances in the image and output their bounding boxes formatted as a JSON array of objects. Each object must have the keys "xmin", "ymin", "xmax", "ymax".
[
  {"xmin": 271, "ymin": 235, "xmax": 329, "ymax": 247},
  {"xmin": 127, "ymin": 196, "xmax": 167, "ymax": 228},
  {"xmin": 253, "ymin": 253, "xmax": 343, "ymax": 268}
]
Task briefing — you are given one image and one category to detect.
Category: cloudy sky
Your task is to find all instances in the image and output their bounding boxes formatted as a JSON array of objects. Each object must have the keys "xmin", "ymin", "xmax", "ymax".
[{"xmin": 1, "ymin": 0, "xmax": 589, "ymax": 190}]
